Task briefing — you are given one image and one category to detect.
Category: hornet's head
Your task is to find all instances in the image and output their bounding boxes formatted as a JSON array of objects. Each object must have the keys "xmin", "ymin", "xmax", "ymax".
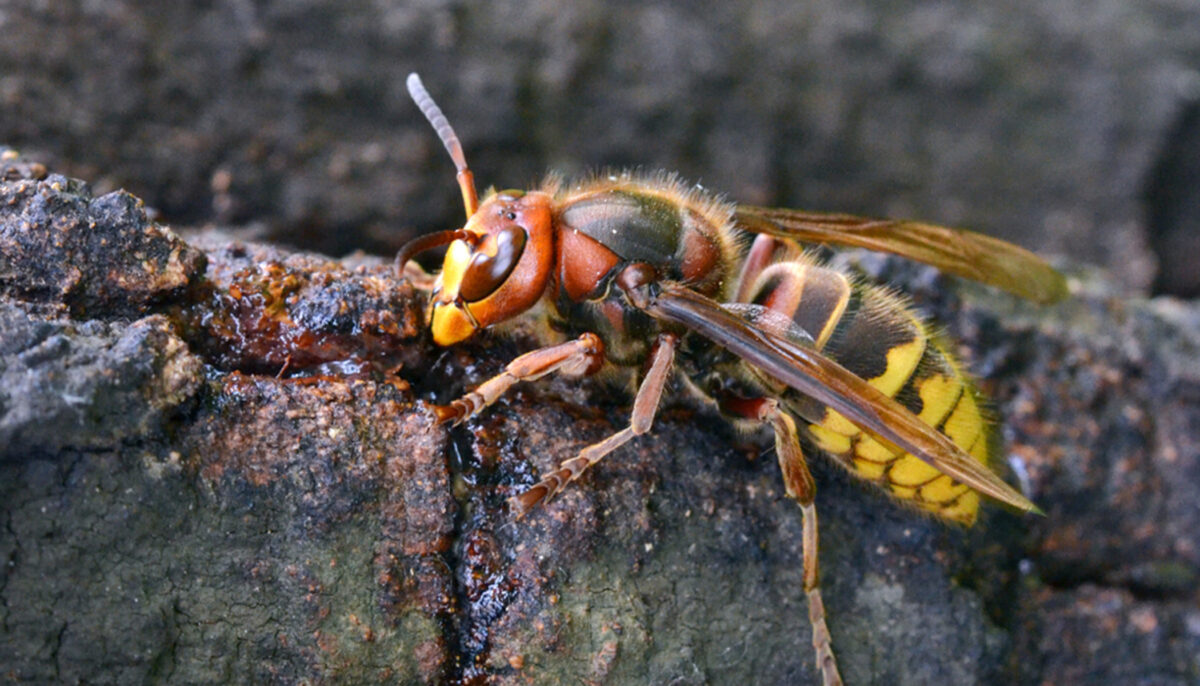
[
  {"xmin": 395, "ymin": 74, "xmax": 553, "ymax": 345},
  {"xmin": 424, "ymin": 190, "xmax": 553, "ymax": 345}
]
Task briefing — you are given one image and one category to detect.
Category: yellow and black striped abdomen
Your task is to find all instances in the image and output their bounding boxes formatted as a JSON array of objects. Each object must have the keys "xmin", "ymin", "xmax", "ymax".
[{"xmin": 747, "ymin": 259, "xmax": 994, "ymax": 525}]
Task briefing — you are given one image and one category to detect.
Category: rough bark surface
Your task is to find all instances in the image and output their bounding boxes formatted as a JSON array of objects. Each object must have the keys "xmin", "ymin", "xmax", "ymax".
[{"xmin": 1, "ymin": 152, "xmax": 1198, "ymax": 684}]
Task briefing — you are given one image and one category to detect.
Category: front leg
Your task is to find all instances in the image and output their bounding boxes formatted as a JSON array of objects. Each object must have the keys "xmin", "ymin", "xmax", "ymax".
[
  {"xmin": 513, "ymin": 332, "xmax": 678, "ymax": 513},
  {"xmin": 432, "ymin": 332, "xmax": 605, "ymax": 425}
]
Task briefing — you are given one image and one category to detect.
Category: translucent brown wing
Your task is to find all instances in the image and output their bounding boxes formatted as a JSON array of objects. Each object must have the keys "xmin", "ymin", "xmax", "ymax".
[
  {"xmin": 735, "ymin": 206, "xmax": 1068, "ymax": 304},
  {"xmin": 640, "ymin": 281, "xmax": 1038, "ymax": 514}
]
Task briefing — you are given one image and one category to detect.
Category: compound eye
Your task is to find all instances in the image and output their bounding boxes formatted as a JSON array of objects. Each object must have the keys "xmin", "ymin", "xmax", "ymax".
[{"xmin": 459, "ymin": 224, "xmax": 527, "ymax": 302}]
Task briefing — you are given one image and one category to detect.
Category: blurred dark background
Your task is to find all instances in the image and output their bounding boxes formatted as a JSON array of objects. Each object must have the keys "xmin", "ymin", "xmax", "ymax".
[{"xmin": 2, "ymin": 0, "xmax": 1199, "ymax": 296}]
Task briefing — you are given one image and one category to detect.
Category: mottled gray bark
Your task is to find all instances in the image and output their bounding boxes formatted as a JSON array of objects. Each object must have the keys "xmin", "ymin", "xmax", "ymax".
[{"xmin": 1, "ymin": 149, "xmax": 1198, "ymax": 684}]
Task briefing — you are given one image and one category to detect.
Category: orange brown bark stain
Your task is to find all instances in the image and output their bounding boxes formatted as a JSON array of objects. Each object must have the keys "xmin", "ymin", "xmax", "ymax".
[
  {"xmin": 177, "ymin": 246, "xmax": 423, "ymax": 375},
  {"xmin": 171, "ymin": 239, "xmax": 667, "ymax": 682}
]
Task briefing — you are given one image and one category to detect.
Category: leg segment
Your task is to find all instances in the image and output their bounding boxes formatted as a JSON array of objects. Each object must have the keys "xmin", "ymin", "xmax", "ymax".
[
  {"xmin": 433, "ymin": 333, "xmax": 605, "ymax": 425},
  {"xmin": 733, "ymin": 233, "xmax": 780, "ymax": 303},
  {"xmin": 725, "ymin": 395, "xmax": 843, "ymax": 686},
  {"xmin": 514, "ymin": 333, "xmax": 678, "ymax": 513}
]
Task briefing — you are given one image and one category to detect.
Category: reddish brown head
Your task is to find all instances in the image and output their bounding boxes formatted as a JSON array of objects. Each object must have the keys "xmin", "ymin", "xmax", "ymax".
[
  {"xmin": 429, "ymin": 191, "xmax": 554, "ymax": 345},
  {"xmin": 396, "ymin": 74, "xmax": 554, "ymax": 345}
]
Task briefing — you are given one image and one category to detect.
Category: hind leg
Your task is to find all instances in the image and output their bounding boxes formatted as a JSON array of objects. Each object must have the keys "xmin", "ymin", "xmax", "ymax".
[{"xmin": 723, "ymin": 395, "xmax": 843, "ymax": 686}]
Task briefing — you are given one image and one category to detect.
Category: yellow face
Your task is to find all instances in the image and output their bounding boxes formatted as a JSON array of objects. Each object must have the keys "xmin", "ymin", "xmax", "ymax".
[
  {"xmin": 428, "ymin": 192, "xmax": 555, "ymax": 346},
  {"xmin": 430, "ymin": 301, "xmax": 478, "ymax": 346},
  {"xmin": 430, "ymin": 239, "xmax": 480, "ymax": 345}
]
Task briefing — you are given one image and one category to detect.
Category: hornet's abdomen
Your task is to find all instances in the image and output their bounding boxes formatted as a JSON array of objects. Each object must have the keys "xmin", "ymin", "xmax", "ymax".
[{"xmin": 747, "ymin": 259, "xmax": 992, "ymax": 525}]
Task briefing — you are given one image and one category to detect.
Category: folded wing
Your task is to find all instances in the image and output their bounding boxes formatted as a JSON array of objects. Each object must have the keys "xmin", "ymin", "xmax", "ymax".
[
  {"xmin": 736, "ymin": 207, "xmax": 1068, "ymax": 304},
  {"xmin": 639, "ymin": 281, "xmax": 1038, "ymax": 514}
]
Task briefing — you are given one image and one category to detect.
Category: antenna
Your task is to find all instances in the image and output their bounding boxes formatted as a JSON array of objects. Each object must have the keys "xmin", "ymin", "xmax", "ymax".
[{"xmin": 406, "ymin": 73, "xmax": 479, "ymax": 218}]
